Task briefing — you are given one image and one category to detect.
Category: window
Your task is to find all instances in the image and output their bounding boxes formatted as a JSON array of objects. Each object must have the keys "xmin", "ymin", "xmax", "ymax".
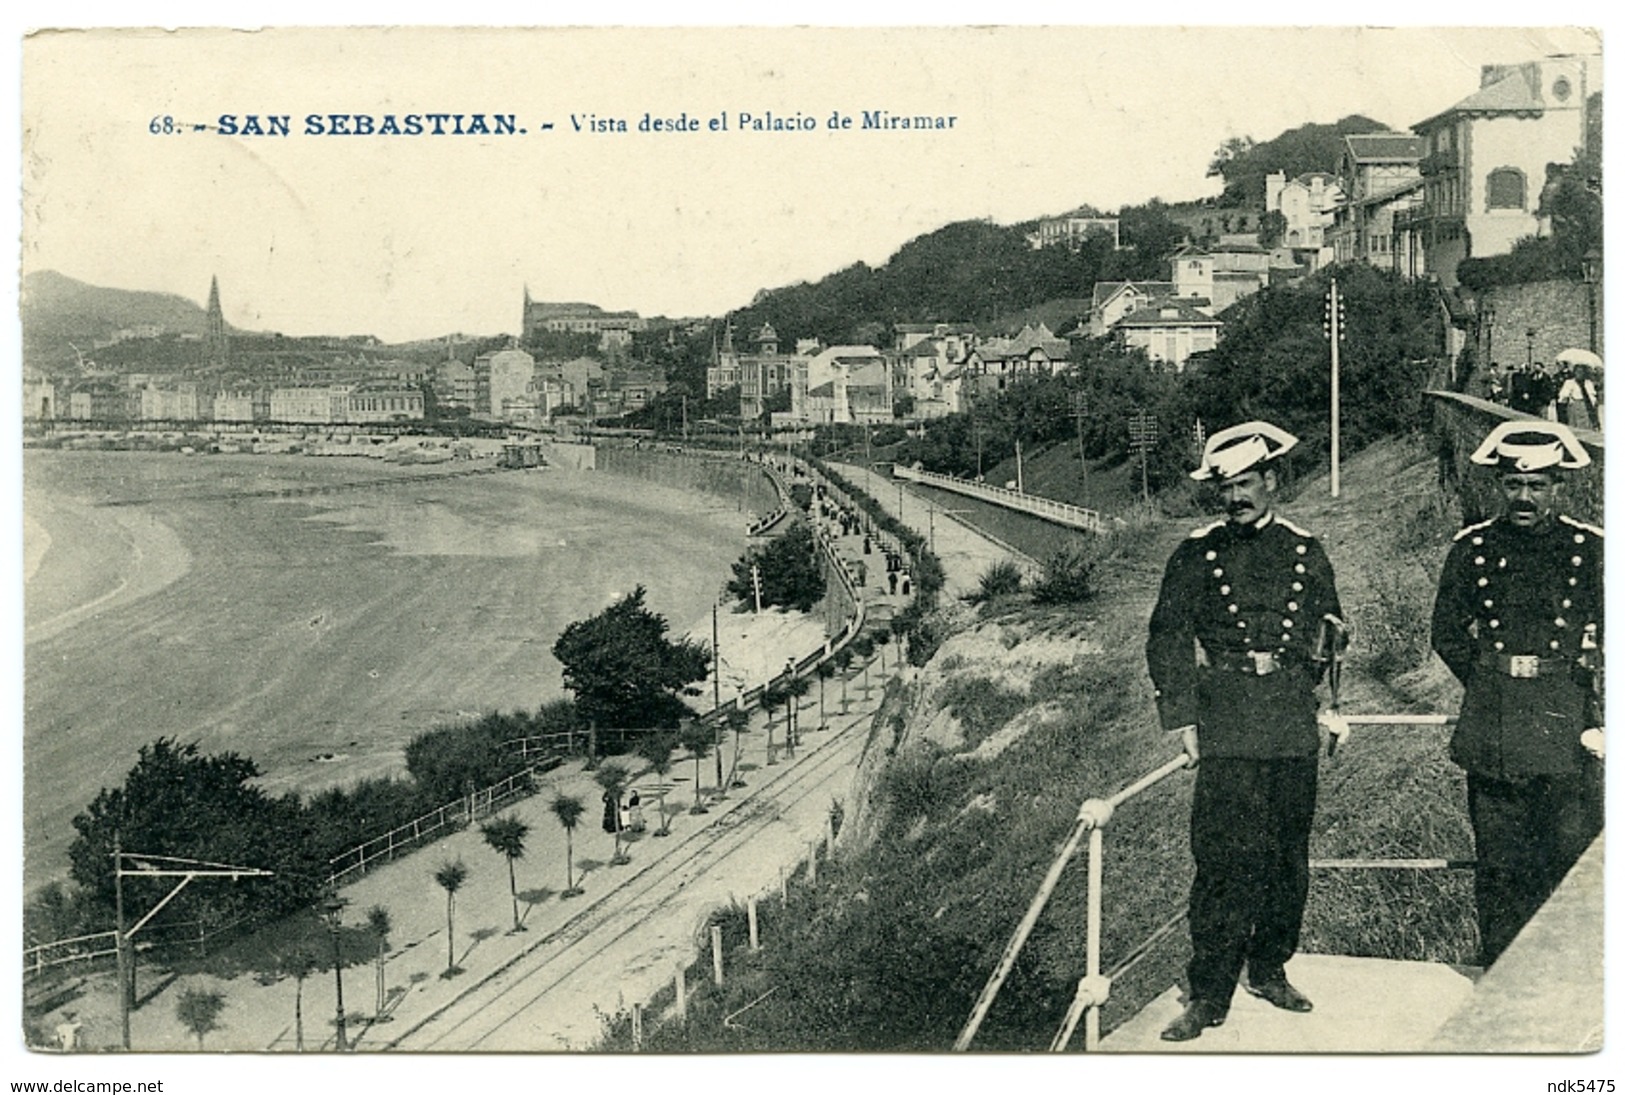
[{"xmin": 1486, "ymin": 167, "xmax": 1526, "ymax": 210}]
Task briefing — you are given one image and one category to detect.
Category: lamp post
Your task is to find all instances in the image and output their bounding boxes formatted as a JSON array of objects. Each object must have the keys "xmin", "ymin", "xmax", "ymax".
[
  {"xmin": 321, "ymin": 891, "xmax": 349, "ymax": 1052},
  {"xmin": 1583, "ymin": 248, "xmax": 1601, "ymax": 353},
  {"xmin": 1526, "ymin": 327, "xmax": 1536, "ymax": 367}
]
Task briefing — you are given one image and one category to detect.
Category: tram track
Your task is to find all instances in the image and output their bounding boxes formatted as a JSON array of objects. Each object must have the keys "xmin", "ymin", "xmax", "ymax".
[{"xmin": 385, "ymin": 690, "xmax": 878, "ymax": 1051}]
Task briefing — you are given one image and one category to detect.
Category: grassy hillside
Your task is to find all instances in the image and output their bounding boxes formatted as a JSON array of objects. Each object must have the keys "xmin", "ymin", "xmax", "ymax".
[{"xmin": 600, "ymin": 433, "xmax": 1478, "ymax": 1051}]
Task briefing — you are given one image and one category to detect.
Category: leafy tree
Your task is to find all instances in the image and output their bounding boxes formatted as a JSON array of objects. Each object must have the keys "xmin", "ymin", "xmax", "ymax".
[
  {"xmin": 592, "ymin": 762, "xmax": 633, "ymax": 864},
  {"xmin": 549, "ymin": 795, "xmax": 586, "ymax": 896},
  {"xmin": 677, "ymin": 721, "xmax": 715, "ymax": 814},
  {"xmin": 1206, "ymin": 115, "xmax": 1388, "ymax": 207},
  {"xmin": 69, "ymin": 738, "xmax": 320, "ymax": 929},
  {"xmin": 727, "ymin": 521, "xmax": 827, "ymax": 612},
  {"xmin": 279, "ymin": 947, "xmax": 317, "ymax": 1051},
  {"xmin": 553, "ymin": 587, "xmax": 711, "ymax": 747},
  {"xmin": 479, "ymin": 815, "xmax": 531, "ymax": 933},
  {"xmin": 405, "ymin": 710, "xmax": 534, "ymax": 805},
  {"xmin": 1257, "ymin": 209, "xmax": 1288, "ymax": 249},
  {"xmin": 175, "ymin": 986, "xmax": 226, "ymax": 1049},
  {"xmin": 1187, "ymin": 263, "xmax": 1441, "ymax": 465},
  {"xmin": 433, "ymin": 860, "xmax": 469, "ymax": 976},
  {"xmin": 364, "ymin": 907, "xmax": 391, "ymax": 1020},
  {"xmin": 636, "ymin": 732, "xmax": 678, "ymax": 836}
]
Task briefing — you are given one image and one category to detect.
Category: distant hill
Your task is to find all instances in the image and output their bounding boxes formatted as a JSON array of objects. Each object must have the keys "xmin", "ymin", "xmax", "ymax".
[
  {"xmin": 22, "ymin": 270, "xmax": 214, "ymax": 370},
  {"xmin": 1208, "ymin": 114, "xmax": 1391, "ymax": 206}
]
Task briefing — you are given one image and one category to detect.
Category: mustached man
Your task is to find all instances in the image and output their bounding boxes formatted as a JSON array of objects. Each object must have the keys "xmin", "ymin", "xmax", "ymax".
[
  {"xmin": 1430, "ymin": 421, "xmax": 1603, "ymax": 967},
  {"xmin": 1146, "ymin": 421, "xmax": 1347, "ymax": 1042}
]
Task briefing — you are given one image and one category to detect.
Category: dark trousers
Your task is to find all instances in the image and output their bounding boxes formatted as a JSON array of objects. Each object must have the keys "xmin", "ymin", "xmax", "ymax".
[
  {"xmin": 1467, "ymin": 767, "xmax": 1602, "ymax": 966},
  {"xmin": 1187, "ymin": 756, "xmax": 1318, "ymax": 1008}
]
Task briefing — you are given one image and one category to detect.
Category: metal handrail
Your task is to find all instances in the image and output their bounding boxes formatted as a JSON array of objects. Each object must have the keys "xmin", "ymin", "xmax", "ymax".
[
  {"xmin": 957, "ymin": 713, "xmax": 1461, "ymax": 1053},
  {"xmin": 892, "ymin": 463, "xmax": 1115, "ymax": 533}
]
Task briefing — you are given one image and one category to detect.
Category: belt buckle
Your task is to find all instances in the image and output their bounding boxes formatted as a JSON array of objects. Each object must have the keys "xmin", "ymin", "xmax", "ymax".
[
  {"xmin": 1248, "ymin": 651, "xmax": 1277, "ymax": 676},
  {"xmin": 1507, "ymin": 655, "xmax": 1540, "ymax": 679}
]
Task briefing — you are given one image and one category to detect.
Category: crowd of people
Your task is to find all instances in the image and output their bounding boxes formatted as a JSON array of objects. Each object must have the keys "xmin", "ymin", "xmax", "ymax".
[{"xmin": 1482, "ymin": 360, "xmax": 1602, "ymax": 430}]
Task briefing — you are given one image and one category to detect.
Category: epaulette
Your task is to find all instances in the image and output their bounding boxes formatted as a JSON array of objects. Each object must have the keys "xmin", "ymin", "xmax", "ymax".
[
  {"xmin": 1452, "ymin": 517, "xmax": 1496, "ymax": 542},
  {"xmin": 1275, "ymin": 516, "xmax": 1316, "ymax": 539},
  {"xmin": 1559, "ymin": 515, "xmax": 1605, "ymax": 538},
  {"xmin": 1187, "ymin": 519, "xmax": 1225, "ymax": 539}
]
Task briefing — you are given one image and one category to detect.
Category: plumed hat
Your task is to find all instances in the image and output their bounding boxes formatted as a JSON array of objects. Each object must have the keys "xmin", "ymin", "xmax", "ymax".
[
  {"xmin": 1468, "ymin": 421, "xmax": 1591, "ymax": 473},
  {"xmin": 1190, "ymin": 420, "xmax": 1299, "ymax": 482}
]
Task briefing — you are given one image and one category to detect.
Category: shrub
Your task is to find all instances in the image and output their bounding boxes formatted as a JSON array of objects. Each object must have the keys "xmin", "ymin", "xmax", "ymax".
[
  {"xmin": 1030, "ymin": 545, "xmax": 1096, "ymax": 605},
  {"xmin": 974, "ymin": 560, "xmax": 1024, "ymax": 602}
]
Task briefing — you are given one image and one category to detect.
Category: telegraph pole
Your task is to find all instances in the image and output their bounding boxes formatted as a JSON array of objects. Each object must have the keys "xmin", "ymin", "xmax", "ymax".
[
  {"xmin": 1071, "ymin": 391, "xmax": 1090, "ymax": 501},
  {"xmin": 1324, "ymin": 279, "xmax": 1345, "ymax": 498}
]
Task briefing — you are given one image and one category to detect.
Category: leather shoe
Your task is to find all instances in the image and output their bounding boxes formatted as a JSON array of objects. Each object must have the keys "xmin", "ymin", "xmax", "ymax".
[
  {"xmin": 1245, "ymin": 975, "xmax": 1313, "ymax": 1013},
  {"xmin": 1160, "ymin": 999, "xmax": 1227, "ymax": 1042}
]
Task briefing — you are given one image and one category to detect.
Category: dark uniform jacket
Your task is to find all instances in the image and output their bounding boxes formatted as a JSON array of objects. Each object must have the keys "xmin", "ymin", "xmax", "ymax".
[
  {"xmin": 1147, "ymin": 512, "xmax": 1343, "ymax": 758},
  {"xmin": 1431, "ymin": 514, "xmax": 1604, "ymax": 778}
]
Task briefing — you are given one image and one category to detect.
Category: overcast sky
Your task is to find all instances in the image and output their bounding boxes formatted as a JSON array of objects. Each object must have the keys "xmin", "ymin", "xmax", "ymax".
[{"xmin": 20, "ymin": 25, "xmax": 1602, "ymax": 344}]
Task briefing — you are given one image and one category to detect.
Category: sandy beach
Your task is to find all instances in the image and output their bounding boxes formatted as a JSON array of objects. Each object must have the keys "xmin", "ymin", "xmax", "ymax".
[{"xmin": 22, "ymin": 451, "xmax": 753, "ymax": 892}]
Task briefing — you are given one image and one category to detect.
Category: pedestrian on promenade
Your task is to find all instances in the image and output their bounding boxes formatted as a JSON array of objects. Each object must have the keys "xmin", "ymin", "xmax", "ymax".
[
  {"xmin": 1146, "ymin": 420, "xmax": 1347, "ymax": 1042},
  {"xmin": 601, "ymin": 789, "xmax": 619, "ymax": 835},
  {"xmin": 1429, "ymin": 421, "xmax": 1603, "ymax": 967}
]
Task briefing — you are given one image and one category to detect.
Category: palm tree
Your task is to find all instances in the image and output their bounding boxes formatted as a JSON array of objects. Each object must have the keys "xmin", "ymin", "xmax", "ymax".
[
  {"xmin": 636, "ymin": 731, "xmax": 678, "ymax": 836},
  {"xmin": 364, "ymin": 907, "xmax": 391, "ymax": 1021},
  {"xmin": 280, "ymin": 947, "xmax": 317, "ymax": 1051},
  {"xmin": 175, "ymin": 985, "xmax": 225, "ymax": 1050},
  {"xmin": 759, "ymin": 684, "xmax": 785, "ymax": 765},
  {"xmin": 677, "ymin": 720, "xmax": 714, "ymax": 814},
  {"xmin": 834, "ymin": 647, "xmax": 855, "ymax": 712},
  {"xmin": 724, "ymin": 708, "xmax": 750, "ymax": 789},
  {"xmin": 816, "ymin": 660, "xmax": 836, "ymax": 729},
  {"xmin": 784, "ymin": 676, "xmax": 812, "ymax": 756},
  {"xmin": 433, "ymin": 859, "xmax": 469, "ymax": 976},
  {"xmin": 550, "ymin": 794, "xmax": 586, "ymax": 896},
  {"xmin": 889, "ymin": 613, "xmax": 909, "ymax": 667},
  {"xmin": 480, "ymin": 814, "xmax": 531, "ymax": 933},
  {"xmin": 872, "ymin": 629, "xmax": 893, "ymax": 673},
  {"xmin": 851, "ymin": 635, "xmax": 876, "ymax": 697},
  {"xmin": 592, "ymin": 762, "xmax": 632, "ymax": 864}
]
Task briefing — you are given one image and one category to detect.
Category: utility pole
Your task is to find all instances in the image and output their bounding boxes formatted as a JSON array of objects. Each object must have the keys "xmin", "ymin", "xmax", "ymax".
[
  {"xmin": 114, "ymin": 830, "xmax": 129, "ymax": 1051},
  {"xmin": 750, "ymin": 563, "xmax": 763, "ymax": 614},
  {"xmin": 1071, "ymin": 391, "xmax": 1089, "ymax": 501},
  {"xmin": 1324, "ymin": 279, "xmax": 1345, "ymax": 498},
  {"xmin": 1127, "ymin": 409, "xmax": 1158, "ymax": 508},
  {"xmin": 1015, "ymin": 438, "xmax": 1025, "ymax": 493},
  {"xmin": 712, "ymin": 601, "xmax": 722, "ymax": 710}
]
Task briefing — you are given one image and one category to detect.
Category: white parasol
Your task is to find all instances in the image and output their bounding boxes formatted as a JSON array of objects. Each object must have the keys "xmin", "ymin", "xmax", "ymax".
[{"xmin": 1556, "ymin": 348, "xmax": 1604, "ymax": 369}]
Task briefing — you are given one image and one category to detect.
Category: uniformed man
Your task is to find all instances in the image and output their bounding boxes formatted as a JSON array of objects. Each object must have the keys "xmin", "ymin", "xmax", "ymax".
[
  {"xmin": 1147, "ymin": 420, "xmax": 1346, "ymax": 1042},
  {"xmin": 1430, "ymin": 420, "xmax": 1603, "ymax": 967}
]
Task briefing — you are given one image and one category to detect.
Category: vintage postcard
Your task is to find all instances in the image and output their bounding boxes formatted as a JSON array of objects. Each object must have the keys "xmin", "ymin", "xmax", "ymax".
[{"xmin": 12, "ymin": 22, "xmax": 1609, "ymax": 1088}]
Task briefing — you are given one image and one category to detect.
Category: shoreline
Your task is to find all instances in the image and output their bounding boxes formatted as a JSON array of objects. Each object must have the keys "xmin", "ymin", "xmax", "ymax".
[{"xmin": 21, "ymin": 452, "xmax": 762, "ymax": 892}]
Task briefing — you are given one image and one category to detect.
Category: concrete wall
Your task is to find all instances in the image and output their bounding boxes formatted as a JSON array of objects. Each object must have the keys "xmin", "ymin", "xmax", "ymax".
[
  {"xmin": 1472, "ymin": 280, "xmax": 1602, "ymax": 369},
  {"xmin": 1429, "ymin": 390, "xmax": 1602, "ymax": 526}
]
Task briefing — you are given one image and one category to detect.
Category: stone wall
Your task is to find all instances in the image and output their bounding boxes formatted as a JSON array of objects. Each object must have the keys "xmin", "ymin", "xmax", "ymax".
[
  {"xmin": 1429, "ymin": 390, "xmax": 1603, "ymax": 526},
  {"xmin": 594, "ymin": 445, "xmax": 781, "ymax": 518},
  {"xmin": 1471, "ymin": 280, "xmax": 1602, "ymax": 370}
]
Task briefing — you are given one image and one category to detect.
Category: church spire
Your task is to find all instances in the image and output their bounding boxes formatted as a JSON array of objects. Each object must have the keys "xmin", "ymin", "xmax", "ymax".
[{"xmin": 204, "ymin": 275, "xmax": 229, "ymax": 368}]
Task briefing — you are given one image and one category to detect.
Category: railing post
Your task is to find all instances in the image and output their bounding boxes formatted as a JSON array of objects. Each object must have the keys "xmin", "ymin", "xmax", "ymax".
[{"xmin": 1085, "ymin": 825, "xmax": 1104, "ymax": 1052}]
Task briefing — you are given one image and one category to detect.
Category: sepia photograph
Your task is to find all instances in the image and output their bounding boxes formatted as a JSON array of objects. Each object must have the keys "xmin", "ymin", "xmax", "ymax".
[{"xmin": 9, "ymin": 17, "xmax": 1610, "ymax": 1086}]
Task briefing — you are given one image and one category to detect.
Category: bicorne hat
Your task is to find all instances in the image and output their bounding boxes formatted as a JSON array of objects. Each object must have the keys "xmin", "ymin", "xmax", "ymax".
[
  {"xmin": 1468, "ymin": 421, "xmax": 1591, "ymax": 473},
  {"xmin": 1190, "ymin": 420, "xmax": 1299, "ymax": 482}
]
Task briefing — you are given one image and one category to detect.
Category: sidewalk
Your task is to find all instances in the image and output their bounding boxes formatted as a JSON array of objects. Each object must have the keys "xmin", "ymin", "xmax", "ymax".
[{"xmin": 825, "ymin": 461, "xmax": 1020, "ymax": 598}]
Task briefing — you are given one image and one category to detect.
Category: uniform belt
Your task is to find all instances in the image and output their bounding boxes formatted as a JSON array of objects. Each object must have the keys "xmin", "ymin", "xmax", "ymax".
[
  {"xmin": 1204, "ymin": 649, "xmax": 1297, "ymax": 676},
  {"xmin": 1490, "ymin": 654, "xmax": 1570, "ymax": 679}
]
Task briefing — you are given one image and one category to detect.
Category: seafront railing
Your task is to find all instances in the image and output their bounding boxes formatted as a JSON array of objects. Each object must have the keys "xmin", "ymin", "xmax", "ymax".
[
  {"xmin": 892, "ymin": 463, "xmax": 1114, "ymax": 534},
  {"xmin": 325, "ymin": 764, "xmax": 549, "ymax": 888},
  {"xmin": 954, "ymin": 714, "xmax": 1463, "ymax": 1053}
]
